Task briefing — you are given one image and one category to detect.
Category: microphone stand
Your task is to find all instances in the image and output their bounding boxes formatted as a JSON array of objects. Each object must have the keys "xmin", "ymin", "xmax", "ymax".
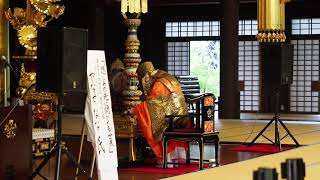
[
  {"xmin": 1, "ymin": 56, "xmax": 9, "ymax": 106},
  {"xmin": 31, "ymin": 93, "xmax": 92, "ymax": 180}
]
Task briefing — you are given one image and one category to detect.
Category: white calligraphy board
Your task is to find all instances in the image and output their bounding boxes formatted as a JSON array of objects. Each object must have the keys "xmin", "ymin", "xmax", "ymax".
[{"xmin": 86, "ymin": 50, "xmax": 118, "ymax": 179}]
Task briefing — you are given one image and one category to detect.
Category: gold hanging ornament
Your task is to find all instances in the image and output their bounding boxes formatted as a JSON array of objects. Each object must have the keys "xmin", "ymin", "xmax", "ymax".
[
  {"xmin": 256, "ymin": 0, "xmax": 291, "ymax": 43},
  {"xmin": 5, "ymin": 0, "xmax": 65, "ymax": 52},
  {"xmin": 121, "ymin": 0, "xmax": 148, "ymax": 19},
  {"xmin": 18, "ymin": 25, "xmax": 38, "ymax": 51},
  {"xmin": 30, "ymin": 0, "xmax": 65, "ymax": 19}
]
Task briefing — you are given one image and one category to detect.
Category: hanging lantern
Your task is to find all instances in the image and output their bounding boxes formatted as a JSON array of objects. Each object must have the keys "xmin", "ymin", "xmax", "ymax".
[{"xmin": 256, "ymin": 0, "xmax": 290, "ymax": 43}]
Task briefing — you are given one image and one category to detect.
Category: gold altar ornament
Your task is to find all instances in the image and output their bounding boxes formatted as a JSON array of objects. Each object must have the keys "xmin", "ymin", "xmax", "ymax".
[
  {"xmin": 30, "ymin": 0, "xmax": 65, "ymax": 19},
  {"xmin": 5, "ymin": 0, "xmax": 65, "ymax": 52},
  {"xmin": 16, "ymin": 63, "xmax": 36, "ymax": 96},
  {"xmin": 3, "ymin": 119, "xmax": 17, "ymax": 139},
  {"xmin": 121, "ymin": 0, "xmax": 148, "ymax": 19},
  {"xmin": 120, "ymin": 0, "xmax": 148, "ymax": 111},
  {"xmin": 18, "ymin": 25, "xmax": 38, "ymax": 51},
  {"xmin": 257, "ymin": 0, "xmax": 291, "ymax": 43}
]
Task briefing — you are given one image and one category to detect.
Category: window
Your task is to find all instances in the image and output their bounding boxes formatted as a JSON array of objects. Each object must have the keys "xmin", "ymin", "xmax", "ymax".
[
  {"xmin": 165, "ymin": 21, "xmax": 220, "ymax": 37},
  {"xmin": 292, "ymin": 18, "xmax": 320, "ymax": 35},
  {"xmin": 167, "ymin": 42, "xmax": 190, "ymax": 76},
  {"xmin": 239, "ymin": 20, "xmax": 259, "ymax": 111},
  {"xmin": 166, "ymin": 20, "xmax": 260, "ymax": 111},
  {"xmin": 239, "ymin": 41, "xmax": 260, "ymax": 111},
  {"xmin": 290, "ymin": 40, "xmax": 319, "ymax": 112},
  {"xmin": 290, "ymin": 18, "xmax": 320, "ymax": 113},
  {"xmin": 239, "ymin": 20, "xmax": 258, "ymax": 36},
  {"xmin": 190, "ymin": 41, "xmax": 220, "ymax": 97}
]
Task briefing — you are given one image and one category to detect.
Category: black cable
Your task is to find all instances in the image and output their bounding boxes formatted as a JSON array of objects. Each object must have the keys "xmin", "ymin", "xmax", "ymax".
[
  {"xmin": 241, "ymin": 112, "xmax": 258, "ymax": 145},
  {"xmin": 0, "ymin": 84, "xmax": 34, "ymax": 128}
]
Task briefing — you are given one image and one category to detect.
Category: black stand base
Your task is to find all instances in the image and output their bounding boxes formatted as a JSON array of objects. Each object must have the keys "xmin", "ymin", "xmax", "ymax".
[
  {"xmin": 249, "ymin": 87, "xmax": 300, "ymax": 151},
  {"xmin": 32, "ymin": 94, "xmax": 91, "ymax": 180},
  {"xmin": 249, "ymin": 115, "xmax": 300, "ymax": 151},
  {"xmin": 31, "ymin": 143, "xmax": 92, "ymax": 180}
]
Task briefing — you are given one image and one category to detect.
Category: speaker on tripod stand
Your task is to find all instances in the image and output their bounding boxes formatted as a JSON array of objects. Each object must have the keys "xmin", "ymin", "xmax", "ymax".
[
  {"xmin": 250, "ymin": 43, "xmax": 300, "ymax": 150},
  {"xmin": 32, "ymin": 27, "xmax": 91, "ymax": 180}
]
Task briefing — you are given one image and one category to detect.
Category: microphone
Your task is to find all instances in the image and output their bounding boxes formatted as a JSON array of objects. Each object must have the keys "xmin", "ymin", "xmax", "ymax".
[
  {"xmin": 1, "ymin": 56, "xmax": 17, "ymax": 77},
  {"xmin": 1, "ymin": 55, "xmax": 9, "ymax": 66}
]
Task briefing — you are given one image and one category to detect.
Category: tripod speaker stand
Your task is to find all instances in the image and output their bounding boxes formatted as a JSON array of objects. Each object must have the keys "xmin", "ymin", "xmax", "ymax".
[
  {"xmin": 249, "ymin": 86, "xmax": 300, "ymax": 150},
  {"xmin": 32, "ymin": 94, "xmax": 91, "ymax": 180},
  {"xmin": 32, "ymin": 27, "xmax": 90, "ymax": 179}
]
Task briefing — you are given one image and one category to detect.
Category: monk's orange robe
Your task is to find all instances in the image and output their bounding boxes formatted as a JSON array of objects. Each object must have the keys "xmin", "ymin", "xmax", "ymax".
[{"xmin": 134, "ymin": 78, "xmax": 188, "ymax": 159}]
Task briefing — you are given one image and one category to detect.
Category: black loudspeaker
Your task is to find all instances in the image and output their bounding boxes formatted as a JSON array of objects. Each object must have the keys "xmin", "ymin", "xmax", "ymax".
[
  {"xmin": 253, "ymin": 168, "xmax": 278, "ymax": 180},
  {"xmin": 261, "ymin": 43, "xmax": 293, "ymax": 85},
  {"xmin": 36, "ymin": 27, "xmax": 88, "ymax": 93},
  {"xmin": 281, "ymin": 158, "xmax": 305, "ymax": 180}
]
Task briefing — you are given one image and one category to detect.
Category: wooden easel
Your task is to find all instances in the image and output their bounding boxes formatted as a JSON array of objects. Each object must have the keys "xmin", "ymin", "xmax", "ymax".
[{"xmin": 75, "ymin": 118, "xmax": 96, "ymax": 180}]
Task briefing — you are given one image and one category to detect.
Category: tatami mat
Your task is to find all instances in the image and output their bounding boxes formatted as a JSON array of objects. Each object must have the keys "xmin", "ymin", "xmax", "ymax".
[
  {"xmin": 61, "ymin": 113, "xmax": 320, "ymax": 145},
  {"xmin": 166, "ymin": 143, "xmax": 320, "ymax": 180},
  {"xmin": 216, "ymin": 118, "xmax": 320, "ymax": 145}
]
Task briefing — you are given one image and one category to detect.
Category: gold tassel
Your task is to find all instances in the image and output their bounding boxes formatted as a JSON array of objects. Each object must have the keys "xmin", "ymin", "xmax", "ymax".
[
  {"xmin": 134, "ymin": 0, "xmax": 140, "ymax": 13},
  {"xmin": 121, "ymin": 0, "xmax": 128, "ymax": 13},
  {"xmin": 129, "ymin": 0, "xmax": 134, "ymax": 13},
  {"xmin": 141, "ymin": 0, "xmax": 148, "ymax": 13}
]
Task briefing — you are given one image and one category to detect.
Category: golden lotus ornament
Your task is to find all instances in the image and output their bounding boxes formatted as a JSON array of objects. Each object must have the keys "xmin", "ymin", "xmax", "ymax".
[
  {"xmin": 18, "ymin": 25, "xmax": 38, "ymax": 51},
  {"xmin": 30, "ymin": 0, "xmax": 65, "ymax": 19},
  {"xmin": 4, "ymin": 120, "xmax": 17, "ymax": 139},
  {"xmin": 5, "ymin": 0, "xmax": 65, "ymax": 52}
]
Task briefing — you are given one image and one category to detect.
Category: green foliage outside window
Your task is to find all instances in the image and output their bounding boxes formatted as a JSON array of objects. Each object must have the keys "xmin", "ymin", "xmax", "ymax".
[{"xmin": 190, "ymin": 41, "xmax": 220, "ymax": 98}]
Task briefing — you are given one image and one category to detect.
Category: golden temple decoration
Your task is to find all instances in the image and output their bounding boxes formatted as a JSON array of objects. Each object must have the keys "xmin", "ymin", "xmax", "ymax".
[
  {"xmin": 109, "ymin": 1, "xmax": 148, "ymax": 162},
  {"xmin": 16, "ymin": 63, "xmax": 36, "ymax": 96},
  {"xmin": 5, "ymin": 0, "xmax": 64, "ymax": 101},
  {"xmin": 18, "ymin": 25, "xmax": 38, "ymax": 51},
  {"xmin": 121, "ymin": 0, "xmax": 148, "ymax": 19},
  {"xmin": 5, "ymin": 0, "xmax": 65, "ymax": 52},
  {"xmin": 120, "ymin": 0, "xmax": 148, "ymax": 112},
  {"xmin": 3, "ymin": 119, "xmax": 17, "ymax": 139},
  {"xmin": 30, "ymin": 0, "xmax": 65, "ymax": 19},
  {"xmin": 256, "ymin": 0, "xmax": 291, "ymax": 43}
]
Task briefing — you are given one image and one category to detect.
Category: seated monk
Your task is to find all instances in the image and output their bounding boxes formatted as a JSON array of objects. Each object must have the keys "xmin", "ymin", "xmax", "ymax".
[{"xmin": 133, "ymin": 61, "xmax": 189, "ymax": 165}]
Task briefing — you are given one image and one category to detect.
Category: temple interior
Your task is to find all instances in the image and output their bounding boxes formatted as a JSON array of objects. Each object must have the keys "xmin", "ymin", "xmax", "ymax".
[{"xmin": 1, "ymin": 0, "xmax": 320, "ymax": 180}]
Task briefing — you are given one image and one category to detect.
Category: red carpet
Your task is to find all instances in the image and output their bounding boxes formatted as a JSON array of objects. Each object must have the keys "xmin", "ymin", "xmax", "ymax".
[
  {"xmin": 230, "ymin": 144, "xmax": 292, "ymax": 153},
  {"xmin": 122, "ymin": 162, "xmax": 210, "ymax": 175},
  {"xmin": 123, "ymin": 165, "xmax": 201, "ymax": 175}
]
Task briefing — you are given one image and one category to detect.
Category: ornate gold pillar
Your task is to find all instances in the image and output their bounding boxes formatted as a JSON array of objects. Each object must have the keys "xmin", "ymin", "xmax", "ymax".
[
  {"xmin": 119, "ymin": 0, "xmax": 147, "ymax": 161},
  {"xmin": 122, "ymin": 18, "xmax": 143, "ymax": 112},
  {"xmin": 256, "ymin": 0, "xmax": 290, "ymax": 43},
  {"xmin": 121, "ymin": 0, "xmax": 147, "ymax": 113},
  {"xmin": 0, "ymin": 0, "xmax": 10, "ymax": 106}
]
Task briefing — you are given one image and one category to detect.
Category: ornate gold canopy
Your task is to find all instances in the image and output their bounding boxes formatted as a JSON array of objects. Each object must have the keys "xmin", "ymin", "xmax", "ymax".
[{"xmin": 5, "ymin": 0, "xmax": 65, "ymax": 52}]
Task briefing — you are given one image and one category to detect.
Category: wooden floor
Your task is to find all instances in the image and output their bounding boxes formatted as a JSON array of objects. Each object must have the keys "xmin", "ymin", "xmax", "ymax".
[
  {"xmin": 169, "ymin": 143, "xmax": 320, "ymax": 180},
  {"xmin": 62, "ymin": 112, "xmax": 320, "ymax": 145},
  {"xmin": 217, "ymin": 114, "xmax": 320, "ymax": 145},
  {"xmin": 32, "ymin": 113, "xmax": 320, "ymax": 179},
  {"xmin": 33, "ymin": 142, "xmax": 268, "ymax": 180}
]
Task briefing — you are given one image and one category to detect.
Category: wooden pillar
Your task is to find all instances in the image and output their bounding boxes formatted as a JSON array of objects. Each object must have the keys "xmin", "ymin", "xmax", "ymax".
[
  {"xmin": 0, "ymin": 0, "xmax": 10, "ymax": 106},
  {"xmin": 219, "ymin": 0, "xmax": 240, "ymax": 119}
]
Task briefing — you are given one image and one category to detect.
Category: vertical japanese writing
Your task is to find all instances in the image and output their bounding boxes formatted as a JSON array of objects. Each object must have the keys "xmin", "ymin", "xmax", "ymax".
[
  {"xmin": 87, "ymin": 53, "xmax": 116, "ymax": 157},
  {"xmin": 87, "ymin": 51, "xmax": 118, "ymax": 173}
]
